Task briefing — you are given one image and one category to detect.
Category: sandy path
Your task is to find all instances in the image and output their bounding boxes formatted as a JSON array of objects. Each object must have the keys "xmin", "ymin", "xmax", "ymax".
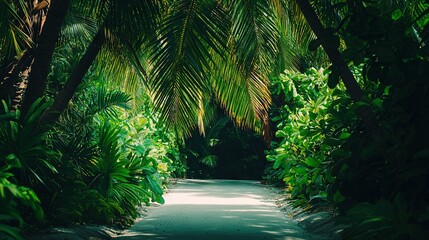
[{"xmin": 114, "ymin": 179, "xmax": 324, "ymax": 240}]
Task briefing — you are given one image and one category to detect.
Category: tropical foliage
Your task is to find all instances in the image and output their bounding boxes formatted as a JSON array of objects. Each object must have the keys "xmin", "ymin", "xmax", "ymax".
[
  {"xmin": 0, "ymin": 81, "xmax": 183, "ymax": 234},
  {"xmin": 265, "ymin": 0, "xmax": 429, "ymax": 239},
  {"xmin": 0, "ymin": 101, "xmax": 45, "ymax": 240},
  {"xmin": 44, "ymin": 82, "xmax": 181, "ymax": 226},
  {"xmin": 1, "ymin": 0, "xmax": 429, "ymax": 239},
  {"xmin": 266, "ymin": 68, "xmax": 351, "ymax": 207}
]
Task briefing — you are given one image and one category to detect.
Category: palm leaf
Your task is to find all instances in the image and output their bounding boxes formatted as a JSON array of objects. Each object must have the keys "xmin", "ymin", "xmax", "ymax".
[
  {"xmin": 68, "ymin": 0, "xmax": 162, "ymax": 108},
  {"xmin": 149, "ymin": 0, "xmax": 229, "ymax": 137},
  {"xmin": 92, "ymin": 43, "xmax": 149, "ymax": 102},
  {"xmin": 53, "ymin": 134, "xmax": 97, "ymax": 177},
  {"xmin": 201, "ymin": 154, "xmax": 218, "ymax": 167},
  {"xmin": 229, "ymin": 0, "xmax": 279, "ymax": 73},
  {"xmin": 210, "ymin": 54, "xmax": 267, "ymax": 130},
  {"xmin": 210, "ymin": 0, "xmax": 277, "ymax": 133},
  {"xmin": 0, "ymin": 0, "xmax": 33, "ymax": 62},
  {"xmin": 86, "ymin": 85, "xmax": 132, "ymax": 118},
  {"xmin": 0, "ymin": 99, "xmax": 57, "ymax": 189},
  {"xmin": 70, "ymin": 0, "xmax": 109, "ymax": 25},
  {"xmin": 275, "ymin": 0, "xmax": 328, "ymax": 72},
  {"xmin": 100, "ymin": 0, "xmax": 161, "ymax": 95},
  {"xmin": 60, "ymin": 13, "xmax": 98, "ymax": 46},
  {"xmin": 91, "ymin": 122, "xmax": 130, "ymax": 196},
  {"xmin": 107, "ymin": 0, "xmax": 161, "ymax": 47}
]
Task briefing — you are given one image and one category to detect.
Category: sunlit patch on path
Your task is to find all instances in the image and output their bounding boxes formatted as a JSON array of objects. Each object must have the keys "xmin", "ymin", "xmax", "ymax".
[{"xmin": 115, "ymin": 179, "xmax": 326, "ymax": 240}]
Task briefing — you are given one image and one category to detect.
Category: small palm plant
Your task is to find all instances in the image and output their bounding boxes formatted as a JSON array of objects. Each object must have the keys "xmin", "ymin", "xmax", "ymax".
[
  {"xmin": 89, "ymin": 123, "xmax": 162, "ymax": 220},
  {"xmin": 0, "ymin": 100, "xmax": 47, "ymax": 239},
  {"xmin": 0, "ymin": 99, "xmax": 57, "ymax": 190}
]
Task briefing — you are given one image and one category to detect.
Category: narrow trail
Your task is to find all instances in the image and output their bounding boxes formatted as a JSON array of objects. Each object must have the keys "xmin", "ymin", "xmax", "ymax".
[{"xmin": 115, "ymin": 179, "xmax": 328, "ymax": 240}]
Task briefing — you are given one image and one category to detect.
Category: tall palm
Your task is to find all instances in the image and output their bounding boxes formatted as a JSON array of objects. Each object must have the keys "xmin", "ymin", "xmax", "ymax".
[{"xmin": 20, "ymin": 0, "xmax": 71, "ymax": 114}]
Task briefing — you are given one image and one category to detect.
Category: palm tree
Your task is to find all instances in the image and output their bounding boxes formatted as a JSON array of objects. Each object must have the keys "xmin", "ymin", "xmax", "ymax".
[
  {"xmin": 4, "ymin": 0, "xmax": 397, "ymax": 139},
  {"xmin": 19, "ymin": 0, "xmax": 71, "ymax": 114}
]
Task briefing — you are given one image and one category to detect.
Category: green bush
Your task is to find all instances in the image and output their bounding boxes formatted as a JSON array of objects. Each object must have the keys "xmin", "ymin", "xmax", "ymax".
[
  {"xmin": 267, "ymin": 1, "xmax": 429, "ymax": 238},
  {"xmin": 43, "ymin": 84, "xmax": 184, "ymax": 227},
  {"xmin": 266, "ymin": 67, "xmax": 354, "ymax": 207},
  {"xmin": 0, "ymin": 101, "xmax": 46, "ymax": 240}
]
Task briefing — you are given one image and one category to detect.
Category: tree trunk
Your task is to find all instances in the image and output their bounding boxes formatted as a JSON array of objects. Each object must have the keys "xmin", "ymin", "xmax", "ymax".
[
  {"xmin": 12, "ymin": 57, "xmax": 35, "ymax": 111},
  {"xmin": 295, "ymin": 0, "xmax": 380, "ymax": 136},
  {"xmin": 39, "ymin": 27, "xmax": 105, "ymax": 125},
  {"xmin": 21, "ymin": 0, "xmax": 71, "ymax": 116},
  {"xmin": 0, "ymin": 51, "xmax": 33, "ymax": 103},
  {"xmin": 0, "ymin": 0, "xmax": 50, "ymax": 108}
]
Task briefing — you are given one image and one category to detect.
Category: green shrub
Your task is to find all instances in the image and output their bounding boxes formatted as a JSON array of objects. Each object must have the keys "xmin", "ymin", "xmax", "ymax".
[
  {"xmin": 44, "ymin": 85, "xmax": 183, "ymax": 226},
  {"xmin": 0, "ymin": 101, "xmax": 46, "ymax": 240},
  {"xmin": 266, "ymin": 67, "xmax": 353, "ymax": 207},
  {"xmin": 267, "ymin": 2, "xmax": 429, "ymax": 238}
]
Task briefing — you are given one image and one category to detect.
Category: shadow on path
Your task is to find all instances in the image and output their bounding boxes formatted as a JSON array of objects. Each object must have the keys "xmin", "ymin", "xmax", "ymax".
[{"xmin": 115, "ymin": 179, "xmax": 326, "ymax": 240}]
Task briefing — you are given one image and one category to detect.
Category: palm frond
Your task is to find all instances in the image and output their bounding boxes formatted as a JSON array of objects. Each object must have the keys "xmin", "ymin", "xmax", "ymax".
[
  {"xmin": 209, "ymin": 0, "xmax": 277, "ymax": 133},
  {"xmin": 200, "ymin": 154, "xmax": 218, "ymax": 168},
  {"xmin": 53, "ymin": 134, "xmax": 97, "ymax": 177},
  {"xmin": 93, "ymin": 36, "xmax": 150, "ymax": 101},
  {"xmin": 91, "ymin": 122, "xmax": 129, "ymax": 196},
  {"xmin": 196, "ymin": 92, "xmax": 217, "ymax": 136},
  {"xmin": 310, "ymin": 0, "xmax": 345, "ymax": 27},
  {"xmin": 86, "ymin": 85, "xmax": 132, "ymax": 118},
  {"xmin": 0, "ymin": 98, "xmax": 57, "ymax": 188},
  {"xmin": 70, "ymin": 0, "xmax": 109, "ymax": 25},
  {"xmin": 0, "ymin": 0, "xmax": 33, "ymax": 63},
  {"xmin": 68, "ymin": 0, "xmax": 162, "ymax": 109},
  {"xmin": 107, "ymin": 0, "xmax": 161, "ymax": 47},
  {"xmin": 60, "ymin": 13, "xmax": 98, "ymax": 46},
  {"xmin": 229, "ymin": 0, "xmax": 279, "ymax": 73},
  {"xmin": 149, "ymin": 0, "xmax": 229, "ymax": 136},
  {"xmin": 211, "ymin": 53, "xmax": 270, "ymax": 130},
  {"xmin": 274, "ymin": 0, "xmax": 327, "ymax": 72},
  {"xmin": 97, "ymin": 0, "xmax": 162, "ymax": 97},
  {"xmin": 111, "ymin": 182, "xmax": 149, "ymax": 208}
]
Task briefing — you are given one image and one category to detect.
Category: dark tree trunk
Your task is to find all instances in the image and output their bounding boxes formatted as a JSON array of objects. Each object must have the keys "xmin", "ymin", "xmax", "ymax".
[
  {"xmin": 11, "ymin": 57, "xmax": 35, "ymax": 110},
  {"xmin": 39, "ymin": 27, "xmax": 105, "ymax": 125},
  {"xmin": 0, "ymin": 51, "xmax": 33, "ymax": 103},
  {"xmin": 295, "ymin": 0, "xmax": 380, "ymax": 135},
  {"xmin": 0, "ymin": 1, "xmax": 50, "ymax": 108},
  {"xmin": 21, "ymin": 0, "xmax": 71, "ymax": 116}
]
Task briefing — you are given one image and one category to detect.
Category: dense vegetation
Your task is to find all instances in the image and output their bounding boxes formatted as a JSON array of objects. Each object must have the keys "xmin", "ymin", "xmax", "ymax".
[
  {"xmin": 1, "ymin": 0, "xmax": 428, "ymax": 239},
  {"xmin": 0, "ymin": 85, "xmax": 183, "ymax": 231},
  {"xmin": 266, "ymin": 1, "xmax": 429, "ymax": 239}
]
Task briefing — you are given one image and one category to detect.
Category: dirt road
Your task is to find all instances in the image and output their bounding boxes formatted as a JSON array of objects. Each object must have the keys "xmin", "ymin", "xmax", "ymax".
[{"xmin": 115, "ymin": 179, "xmax": 329, "ymax": 240}]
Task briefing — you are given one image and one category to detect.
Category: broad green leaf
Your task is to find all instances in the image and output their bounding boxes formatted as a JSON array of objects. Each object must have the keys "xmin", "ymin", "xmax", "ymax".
[
  {"xmin": 304, "ymin": 157, "xmax": 320, "ymax": 168},
  {"xmin": 338, "ymin": 132, "xmax": 351, "ymax": 140}
]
